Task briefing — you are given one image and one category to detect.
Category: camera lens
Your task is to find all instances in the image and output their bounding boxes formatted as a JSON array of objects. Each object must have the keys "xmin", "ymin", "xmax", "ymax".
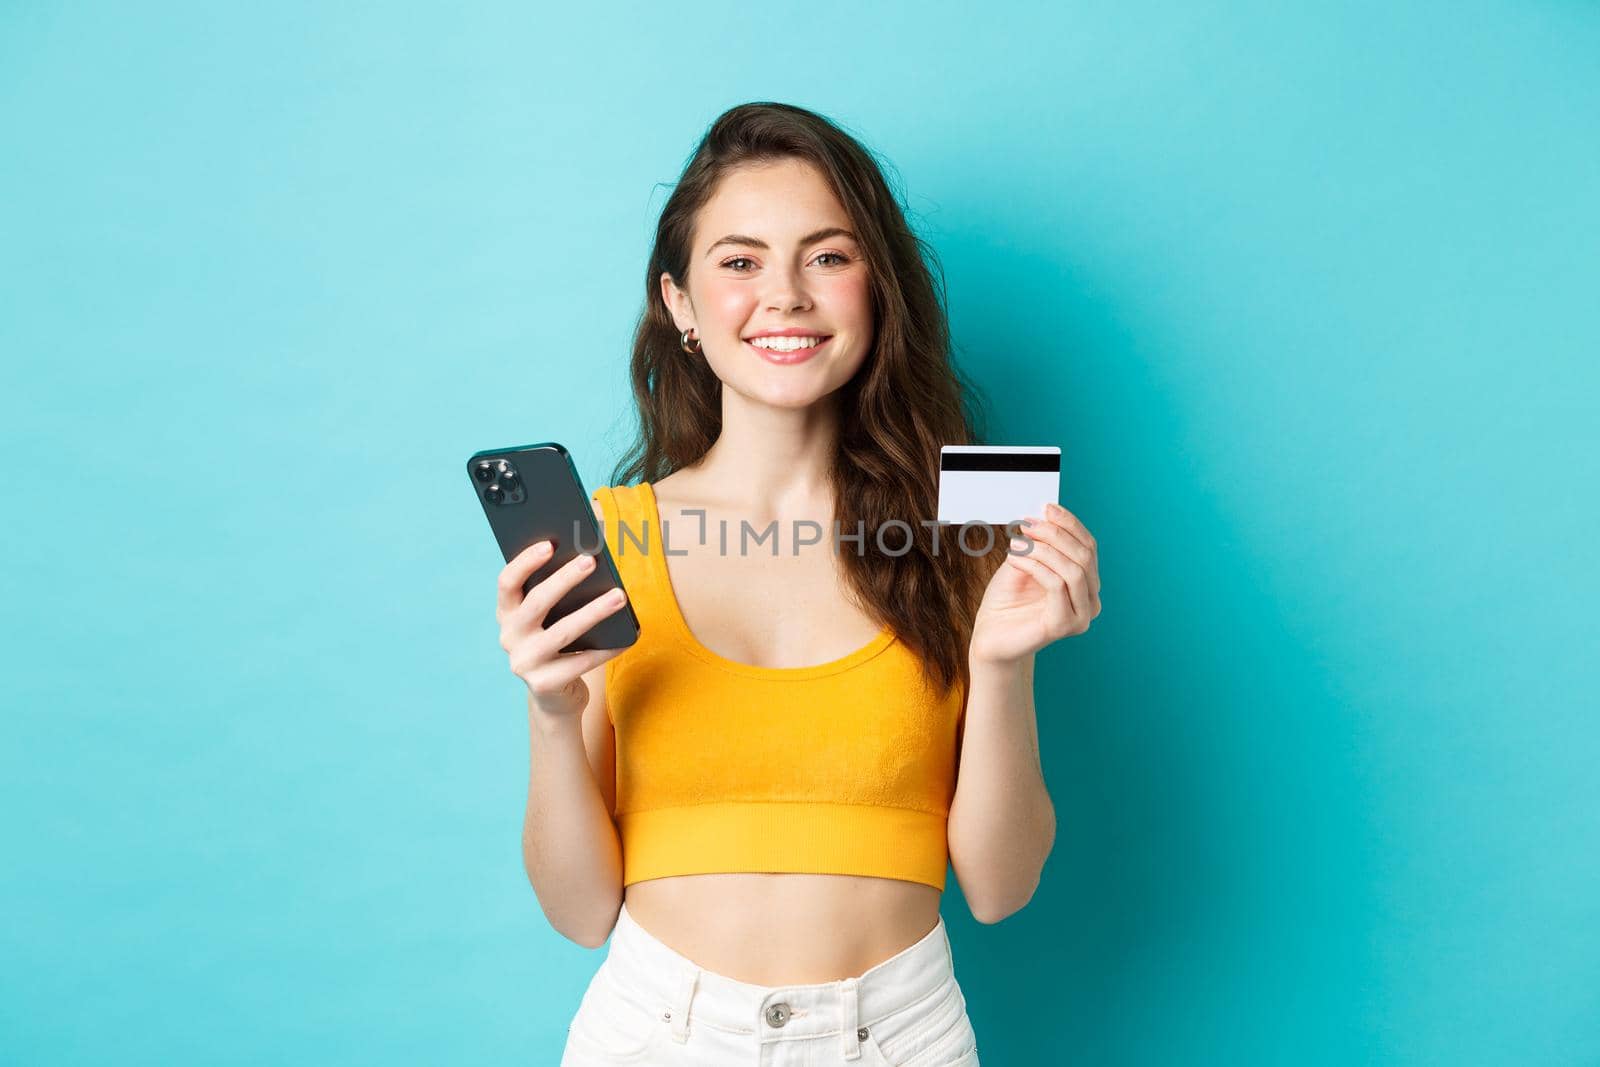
[
  {"xmin": 486, "ymin": 485, "xmax": 504, "ymax": 504},
  {"xmin": 474, "ymin": 463, "xmax": 494, "ymax": 483},
  {"xmin": 501, "ymin": 469, "xmax": 520, "ymax": 487}
]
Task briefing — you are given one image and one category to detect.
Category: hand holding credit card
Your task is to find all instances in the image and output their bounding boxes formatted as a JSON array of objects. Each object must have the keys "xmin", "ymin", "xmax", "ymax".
[{"xmin": 937, "ymin": 446, "xmax": 1061, "ymax": 525}]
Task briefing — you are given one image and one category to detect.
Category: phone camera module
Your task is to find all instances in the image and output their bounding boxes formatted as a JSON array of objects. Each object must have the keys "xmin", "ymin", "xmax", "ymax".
[{"xmin": 474, "ymin": 458, "xmax": 524, "ymax": 505}]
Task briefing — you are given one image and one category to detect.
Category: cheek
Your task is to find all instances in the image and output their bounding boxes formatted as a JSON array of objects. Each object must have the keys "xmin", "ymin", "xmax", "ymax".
[
  {"xmin": 699, "ymin": 279, "xmax": 757, "ymax": 328},
  {"xmin": 819, "ymin": 273, "xmax": 873, "ymax": 329}
]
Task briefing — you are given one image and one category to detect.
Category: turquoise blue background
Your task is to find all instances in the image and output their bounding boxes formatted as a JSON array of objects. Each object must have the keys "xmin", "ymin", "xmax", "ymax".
[{"xmin": 3, "ymin": 2, "xmax": 1596, "ymax": 1063}]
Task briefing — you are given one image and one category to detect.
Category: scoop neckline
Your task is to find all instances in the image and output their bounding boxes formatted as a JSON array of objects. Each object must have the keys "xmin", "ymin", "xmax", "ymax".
[{"xmin": 637, "ymin": 481, "xmax": 897, "ymax": 680}]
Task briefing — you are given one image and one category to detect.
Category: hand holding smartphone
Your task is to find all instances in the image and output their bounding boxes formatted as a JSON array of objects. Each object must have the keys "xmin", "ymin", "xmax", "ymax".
[{"xmin": 467, "ymin": 442, "xmax": 640, "ymax": 712}]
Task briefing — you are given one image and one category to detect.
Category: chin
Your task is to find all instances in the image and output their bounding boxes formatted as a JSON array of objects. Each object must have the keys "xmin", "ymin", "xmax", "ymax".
[
  {"xmin": 754, "ymin": 385, "xmax": 834, "ymax": 410},
  {"xmin": 728, "ymin": 374, "xmax": 838, "ymax": 410}
]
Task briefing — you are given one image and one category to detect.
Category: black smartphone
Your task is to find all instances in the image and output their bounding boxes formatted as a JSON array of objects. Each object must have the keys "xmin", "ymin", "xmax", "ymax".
[{"xmin": 466, "ymin": 441, "xmax": 640, "ymax": 654}]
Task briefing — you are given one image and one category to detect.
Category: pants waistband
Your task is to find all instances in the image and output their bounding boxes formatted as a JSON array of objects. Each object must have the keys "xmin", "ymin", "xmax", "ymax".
[{"xmin": 604, "ymin": 900, "xmax": 954, "ymax": 1058}]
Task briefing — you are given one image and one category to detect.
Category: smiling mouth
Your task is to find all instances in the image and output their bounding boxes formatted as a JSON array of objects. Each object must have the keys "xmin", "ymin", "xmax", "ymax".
[
  {"xmin": 745, "ymin": 336, "xmax": 833, "ymax": 363},
  {"xmin": 744, "ymin": 335, "xmax": 832, "ymax": 349}
]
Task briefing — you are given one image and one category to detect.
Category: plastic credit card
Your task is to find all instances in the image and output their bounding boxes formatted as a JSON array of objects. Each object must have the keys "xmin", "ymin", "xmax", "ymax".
[{"xmin": 936, "ymin": 446, "xmax": 1061, "ymax": 525}]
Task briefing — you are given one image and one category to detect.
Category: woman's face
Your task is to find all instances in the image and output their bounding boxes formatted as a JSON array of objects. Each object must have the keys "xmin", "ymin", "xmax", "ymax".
[{"xmin": 662, "ymin": 158, "xmax": 874, "ymax": 409}]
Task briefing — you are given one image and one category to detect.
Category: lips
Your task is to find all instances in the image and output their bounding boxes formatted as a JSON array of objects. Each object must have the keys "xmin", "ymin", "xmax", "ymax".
[{"xmin": 745, "ymin": 336, "xmax": 832, "ymax": 365}]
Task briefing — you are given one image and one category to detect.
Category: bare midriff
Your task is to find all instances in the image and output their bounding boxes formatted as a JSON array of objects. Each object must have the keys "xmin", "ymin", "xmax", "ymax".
[{"xmin": 622, "ymin": 872, "xmax": 944, "ymax": 986}]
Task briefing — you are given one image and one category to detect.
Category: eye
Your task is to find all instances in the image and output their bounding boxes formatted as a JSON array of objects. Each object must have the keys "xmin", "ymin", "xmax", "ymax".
[
  {"xmin": 721, "ymin": 256, "xmax": 755, "ymax": 271},
  {"xmin": 814, "ymin": 251, "xmax": 851, "ymax": 267}
]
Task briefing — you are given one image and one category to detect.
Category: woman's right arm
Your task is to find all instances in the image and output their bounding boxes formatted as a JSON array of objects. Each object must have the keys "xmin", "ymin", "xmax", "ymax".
[
  {"xmin": 523, "ymin": 662, "xmax": 622, "ymax": 948},
  {"xmin": 497, "ymin": 496, "xmax": 630, "ymax": 948}
]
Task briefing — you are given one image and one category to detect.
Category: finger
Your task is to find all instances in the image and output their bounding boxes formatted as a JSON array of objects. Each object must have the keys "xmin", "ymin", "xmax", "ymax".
[
  {"xmin": 1016, "ymin": 509, "xmax": 1085, "ymax": 557},
  {"xmin": 1046, "ymin": 502, "xmax": 1097, "ymax": 555},
  {"xmin": 1012, "ymin": 532, "xmax": 1091, "ymax": 607},
  {"xmin": 513, "ymin": 639, "xmax": 627, "ymax": 690},
  {"xmin": 1026, "ymin": 513, "xmax": 1100, "ymax": 597},
  {"xmin": 510, "ymin": 549, "xmax": 602, "ymax": 630},
  {"xmin": 1005, "ymin": 546, "xmax": 1079, "ymax": 629},
  {"xmin": 1061, "ymin": 561, "xmax": 1094, "ymax": 630},
  {"xmin": 496, "ymin": 539, "xmax": 555, "ymax": 615},
  {"xmin": 533, "ymin": 585, "xmax": 631, "ymax": 659},
  {"xmin": 1019, "ymin": 518, "xmax": 1099, "ymax": 597}
]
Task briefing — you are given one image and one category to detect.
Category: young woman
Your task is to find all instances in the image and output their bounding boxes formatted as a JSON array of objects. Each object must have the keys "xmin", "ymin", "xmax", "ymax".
[{"xmin": 496, "ymin": 102, "xmax": 1102, "ymax": 1066}]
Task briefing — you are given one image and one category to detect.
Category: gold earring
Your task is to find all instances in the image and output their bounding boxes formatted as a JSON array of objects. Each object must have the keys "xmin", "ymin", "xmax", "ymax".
[{"xmin": 680, "ymin": 328, "xmax": 702, "ymax": 355}]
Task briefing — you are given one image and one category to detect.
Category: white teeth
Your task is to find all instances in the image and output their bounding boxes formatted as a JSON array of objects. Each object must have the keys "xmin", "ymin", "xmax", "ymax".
[{"xmin": 748, "ymin": 335, "xmax": 826, "ymax": 352}]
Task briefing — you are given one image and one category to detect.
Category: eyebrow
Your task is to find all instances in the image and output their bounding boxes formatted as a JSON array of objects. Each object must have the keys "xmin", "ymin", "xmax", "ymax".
[{"xmin": 704, "ymin": 227, "xmax": 857, "ymax": 258}]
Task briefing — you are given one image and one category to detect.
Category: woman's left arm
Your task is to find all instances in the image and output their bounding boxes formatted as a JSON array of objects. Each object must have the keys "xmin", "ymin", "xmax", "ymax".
[{"xmin": 947, "ymin": 501, "xmax": 1102, "ymax": 924}]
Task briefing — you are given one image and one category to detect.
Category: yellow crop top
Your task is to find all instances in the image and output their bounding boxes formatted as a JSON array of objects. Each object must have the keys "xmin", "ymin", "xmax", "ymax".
[{"xmin": 591, "ymin": 482, "xmax": 967, "ymax": 891}]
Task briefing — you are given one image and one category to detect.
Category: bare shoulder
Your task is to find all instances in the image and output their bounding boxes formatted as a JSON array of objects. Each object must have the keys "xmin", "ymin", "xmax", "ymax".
[
  {"xmin": 649, "ymin": 469, "xmax": 690, "ymax": 506},
  {"xmin": 653, "ymin": 468, "xmax": 734, "ymax": 518}
]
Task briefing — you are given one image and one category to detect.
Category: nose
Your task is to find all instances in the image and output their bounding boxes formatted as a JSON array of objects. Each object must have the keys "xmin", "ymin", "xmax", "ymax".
[{"xmin": 763, "ymin": 262, "xmax": 813, "ymax": 313}]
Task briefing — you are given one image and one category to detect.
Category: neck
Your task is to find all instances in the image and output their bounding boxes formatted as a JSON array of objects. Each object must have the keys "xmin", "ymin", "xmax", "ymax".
[{"xmin": 686, "ymin": 389, "xmax": 841, "ymax": 516}]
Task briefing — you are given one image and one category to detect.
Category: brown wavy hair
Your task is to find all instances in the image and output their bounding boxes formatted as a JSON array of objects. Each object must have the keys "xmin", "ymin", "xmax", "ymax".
[{"xmin": 608, "ymin": 101, "xmax": 1009, "ymax": 699}]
